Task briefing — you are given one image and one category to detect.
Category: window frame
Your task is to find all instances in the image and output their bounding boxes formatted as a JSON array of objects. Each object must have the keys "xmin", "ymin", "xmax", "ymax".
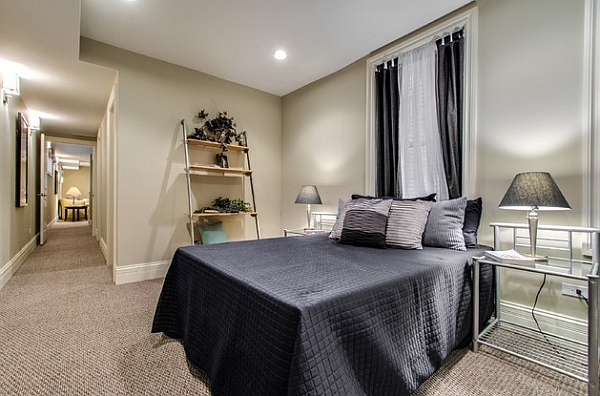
[
  {"xmin": 364, "ymin": 6, "xmax": 479, "ymax": 198},
  {"xmin": 584, "ymin": 0, "xmax": 600, "ymax": 230}
]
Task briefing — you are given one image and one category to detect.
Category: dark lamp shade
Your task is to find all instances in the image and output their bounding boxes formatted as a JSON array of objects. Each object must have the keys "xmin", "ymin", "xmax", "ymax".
[
  {"xmin": 498, "ymin": 172, "xmax": 571, "ymax": 211},
  {"xmin": 295, "ymin": 185, "xmax": 322, "ymax": 205}
]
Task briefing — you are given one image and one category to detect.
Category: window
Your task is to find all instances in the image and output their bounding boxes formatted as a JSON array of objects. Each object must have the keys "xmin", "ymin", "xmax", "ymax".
[{"xmin": 365, "ymin": 6, "xmax": 478, "ymax": 199}]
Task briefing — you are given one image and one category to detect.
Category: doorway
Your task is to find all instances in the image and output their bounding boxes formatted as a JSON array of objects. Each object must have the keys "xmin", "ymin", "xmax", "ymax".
[{"xmin": 42, "ymin": 139, "xmax": 94, "ymax": 242}]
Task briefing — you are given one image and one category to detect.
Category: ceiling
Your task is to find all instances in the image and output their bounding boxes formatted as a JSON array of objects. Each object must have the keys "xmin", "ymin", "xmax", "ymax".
[
  {"xmin": 51, "ymin": 142, "xmax": 93, "ymax": 168},
  {"xmin": 1, "ymin": 0, "xmax": 470, "ymax": 149}
]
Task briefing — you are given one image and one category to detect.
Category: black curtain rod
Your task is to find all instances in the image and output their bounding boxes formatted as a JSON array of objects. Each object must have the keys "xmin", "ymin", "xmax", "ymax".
[
  {"xmin": 436, "ymin": 28, "xmax": 464, "ymax": 45},
  {"xmin": 375, "ymin": 27, "xmax": 464, "ymax": 69}
]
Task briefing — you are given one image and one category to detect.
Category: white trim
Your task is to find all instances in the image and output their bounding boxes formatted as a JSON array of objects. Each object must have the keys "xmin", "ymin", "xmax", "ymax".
[
  {"xmin": 0, "ymin": 235, "xmax": 37, "ymax": 291},
  {"xmin": 114, "ymin": 260, "xmax": 170, "ymax": 285},
  {"xmin": 584, "ymin": 0, "xmax": 600, "ymax": 230},
  {"xmin": 44, "ymin": 135, "xmax": 96, "ymax": 146},
  {"xmin": 365, "ymin": 6, "xmax": 478, "ymax": 197},
  {"xmin": 99, "ymin": 237, "xmax": 108, "ymax": 262},
  {"xmin": 105, "ymin": 83, "xmax": 118, "ymax": 282},
  {"xmin": 500, "ymin": 300, "xmax": 587, "ymax": 344}
]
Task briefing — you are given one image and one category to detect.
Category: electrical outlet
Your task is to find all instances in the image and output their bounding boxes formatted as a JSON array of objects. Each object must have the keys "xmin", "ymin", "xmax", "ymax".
[{"xmin": 562, "ymin": 283, "xmax": 588, "ymax": 299}]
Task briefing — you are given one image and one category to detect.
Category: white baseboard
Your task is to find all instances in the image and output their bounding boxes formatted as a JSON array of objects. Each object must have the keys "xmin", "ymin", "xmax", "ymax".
[
  {"xmin": 500, "ymin": 300, "xmax": 588, "ymax": 343},
  {"xmin": 99, "ymin": 237, "xmax": 108, "ymax": 262},
  {"xmin": 0, "ymin": 235, "xmax": 38, "ymax": 291},
  {"xmin": 114, "ymin": 260, "xmax": 170, "ymax": 285}
]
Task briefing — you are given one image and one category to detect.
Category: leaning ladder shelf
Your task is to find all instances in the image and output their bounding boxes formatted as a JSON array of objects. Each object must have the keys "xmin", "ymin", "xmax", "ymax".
[
  {"xmin": 181, "ymin": 119, "xmax": 261, "ymax": 245},
  {"xmin": 188, "ymin": 165, "xmax": 253, "ymax": 176}
]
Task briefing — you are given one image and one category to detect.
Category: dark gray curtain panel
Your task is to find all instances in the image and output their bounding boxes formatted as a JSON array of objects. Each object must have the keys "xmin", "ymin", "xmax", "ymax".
[
  {"xmin": 436, "ymin": 29, "xmax": 464, "ymax": 199},
  {"xmin": 375, "ymin": 30, "xmax": 464, "ymax": 199},
  {"xmin": 375, "ymin": 59, "xmax": 400, "ymax": 197}
]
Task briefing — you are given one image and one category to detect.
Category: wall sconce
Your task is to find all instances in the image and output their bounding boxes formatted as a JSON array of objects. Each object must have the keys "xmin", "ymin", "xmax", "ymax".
[
  {"xmin": 2, "ymin": 71, "xmax": 20, "ymax": 104},
  {"xmin": 29, "ymin": 114, "xmax": 40, "ymax": 131}
]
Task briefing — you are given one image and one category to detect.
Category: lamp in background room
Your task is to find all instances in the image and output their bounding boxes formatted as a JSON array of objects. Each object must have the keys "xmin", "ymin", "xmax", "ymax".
[
  {"xmin": 499, "ymin": 172, "xmax": 571, "ymax": 261},
  {"xmin": 65, "ymin": 186, "xmax": 82, "ymax": 204},
  {"xmin": 295, "ymin": 185, "xmax": 322, "ymax": 229}
]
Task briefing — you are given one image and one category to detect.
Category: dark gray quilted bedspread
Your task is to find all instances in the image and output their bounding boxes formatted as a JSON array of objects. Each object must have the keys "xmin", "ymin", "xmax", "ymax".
[{"xmin": 152, "ymin": 235, "xmax": 493, "ymax": 396}]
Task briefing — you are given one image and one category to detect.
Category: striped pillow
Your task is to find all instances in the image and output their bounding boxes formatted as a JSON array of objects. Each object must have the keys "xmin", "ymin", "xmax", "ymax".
[
  {"xmin": 339, "ymin": 199, "xmax": 392, "ymax": 248},
  {"xmin": 385, "ymin": 201, "xmax": 434, "ymax": 249},
  {"xmin": 423, "ymin": 197, "xmax": 468, "ymax": 251}
]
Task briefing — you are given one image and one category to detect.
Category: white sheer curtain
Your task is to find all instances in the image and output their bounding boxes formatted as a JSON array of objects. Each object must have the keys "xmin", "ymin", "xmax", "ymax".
[{"xmin": 396, "ymin": 41, "xmax": 449, "ymax": 201}]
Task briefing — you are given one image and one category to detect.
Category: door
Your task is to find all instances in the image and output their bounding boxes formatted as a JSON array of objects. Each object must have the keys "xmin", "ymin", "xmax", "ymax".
[{"xmin": 39, "ymin": 133, "xmax": 48, "ymax": 245}]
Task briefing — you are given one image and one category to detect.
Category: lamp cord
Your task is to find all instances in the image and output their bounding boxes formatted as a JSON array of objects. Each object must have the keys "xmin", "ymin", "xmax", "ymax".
[
  {"xmin": 576, "ymin": 289, "xmax": 589, "ymax": 305},
  {"xmin": 531, "ymin": 274, "xmax": 565, "ymax": 360}
]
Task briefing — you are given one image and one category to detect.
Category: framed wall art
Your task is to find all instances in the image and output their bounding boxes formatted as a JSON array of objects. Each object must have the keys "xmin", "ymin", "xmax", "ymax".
[{"xmin": 16, "ymin": 112, "xmax": 28, "ymax": 207}]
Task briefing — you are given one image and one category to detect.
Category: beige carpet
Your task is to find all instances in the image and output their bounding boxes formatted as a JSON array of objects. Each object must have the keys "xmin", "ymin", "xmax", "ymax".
[{"xmin": 0, "ymin": 221, "xmax": 587, "ymax": 395}]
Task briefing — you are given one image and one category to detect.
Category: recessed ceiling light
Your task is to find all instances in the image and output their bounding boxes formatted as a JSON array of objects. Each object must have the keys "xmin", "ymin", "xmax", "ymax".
[{"xmin": 273, "ymin": 50, "xmax": 288, "ymax": 60}]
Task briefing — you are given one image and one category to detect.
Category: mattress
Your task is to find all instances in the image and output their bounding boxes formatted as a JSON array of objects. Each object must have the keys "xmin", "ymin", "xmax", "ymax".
[{"xmin": 152, "ymin": 234, "xmax": 494, "ymax": 396}]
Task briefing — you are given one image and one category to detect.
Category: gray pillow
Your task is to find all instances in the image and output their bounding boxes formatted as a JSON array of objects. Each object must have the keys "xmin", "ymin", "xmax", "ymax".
[
  {"xmin": 463, "ymin": 197, "xmax": 483, "ymax": 248},
  {"xmin": 339, "ymin": 198, "xmax": 392, "ymax": 248},
  {"xmin": 329, "ymin": 198, "xmax": 348, "ymax": 240},
  {"xmin": 385, "ymin": 200, "xmax": 433, "ymax": 249},
  {"xmin": 423, "ymin": 197, "xmax": 467, "ymax": 251}
]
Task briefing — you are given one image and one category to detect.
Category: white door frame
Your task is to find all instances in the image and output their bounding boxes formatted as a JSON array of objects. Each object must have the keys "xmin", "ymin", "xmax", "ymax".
[{"xmin": 38, "ymin": 132, "xmax": 47, "ymax": 245}]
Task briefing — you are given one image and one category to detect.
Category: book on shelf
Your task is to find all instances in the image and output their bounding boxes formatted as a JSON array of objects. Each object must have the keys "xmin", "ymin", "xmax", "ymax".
[{"xmin": 484, "ymin": 249, "xmax": 536, "ymax": 266}]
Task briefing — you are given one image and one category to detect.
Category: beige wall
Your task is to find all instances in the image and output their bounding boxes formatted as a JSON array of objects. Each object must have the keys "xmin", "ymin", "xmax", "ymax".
[
  {"xmin": 281, "ymin": 0, "xmax": 588, "ymax": 319},
  {"xmin": 476, "ymin": 0, "xmax": 586, "ymax": 319},
  {"xmin": 80, "ymin": 38, "xmax": 282, "ymax": 268},
  {"xmin": 0, "ymin": 95, "xmax": 39, "ymax": 285},
  {"xmin": 62, "ymin": 168, "xmax": 91, "ymax": 200},
  {"xmin": 283, "ymin": 0, "xmax": 586, "ymax": 232},
  {"xmin": 476, "ymin": 0, "xmax": 585, "ymax": 235},
  {"xmin": 282, "ymin": 60, "xmax": 367, "ymax": 228}
]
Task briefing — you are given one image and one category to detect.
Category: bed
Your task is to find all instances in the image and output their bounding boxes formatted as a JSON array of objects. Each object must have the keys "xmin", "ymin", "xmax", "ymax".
[{"xmin": 152, "ymin": 233, "xmax": 494, "ymax": 396}]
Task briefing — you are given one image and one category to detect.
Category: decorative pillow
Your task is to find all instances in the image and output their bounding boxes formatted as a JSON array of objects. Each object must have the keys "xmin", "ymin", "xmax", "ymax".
[
  {"xmin": 463, "ymin": 197, "xmax": 483, "ymax": 248},
  {"xmin": 197, "ymin": 222, "xmax": 228, "ymax": 245},
  {"xmin": 351, "ymin": 193, "xmax": 437, "ymax": 202},
  {"xmin": 329, "ymin": 198, "xmax": 349, "ymax": 240},
  {"xmin": 385, "ymin": 200, "xmax": 434, "ymax": 249},
  {"xmin": 423, "ymin": 197, "xmax": 468, "ymax": 251},
  {"xmin": 339, "ymin": 198, "xmax": 392, "ymax": 248}
]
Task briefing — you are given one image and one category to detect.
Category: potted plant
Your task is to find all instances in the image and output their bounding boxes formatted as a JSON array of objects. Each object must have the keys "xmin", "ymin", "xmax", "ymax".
[
  {"xmin": 191, "ymin": 110, "xmax": 247, "ymax": 147},
  {"xmin": 195, "ymin": 196, "xmax": 253, "ymax": 214}
]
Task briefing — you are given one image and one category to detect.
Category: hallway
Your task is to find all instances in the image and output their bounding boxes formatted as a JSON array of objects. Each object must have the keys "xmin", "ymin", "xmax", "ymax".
[
  {"xmin": 25, "ymin": 221, "xmax": 105, "ymax": 274},
  {"xmin": 0, "ymin": 221, "xmax": 211, "ymax": 395}
]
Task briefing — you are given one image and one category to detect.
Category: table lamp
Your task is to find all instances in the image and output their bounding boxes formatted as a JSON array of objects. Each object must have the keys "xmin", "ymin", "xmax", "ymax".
[
  {"xmin": 295, "ymin": 185, "xmax": 322, "ymax": 229},
  {"xmin": 66, "ymin": 186, "xmax": 82, "ymax": 204},
  {"xmin": 498, "ymin": 172, "xmax": 571, "ymax": 261}
]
